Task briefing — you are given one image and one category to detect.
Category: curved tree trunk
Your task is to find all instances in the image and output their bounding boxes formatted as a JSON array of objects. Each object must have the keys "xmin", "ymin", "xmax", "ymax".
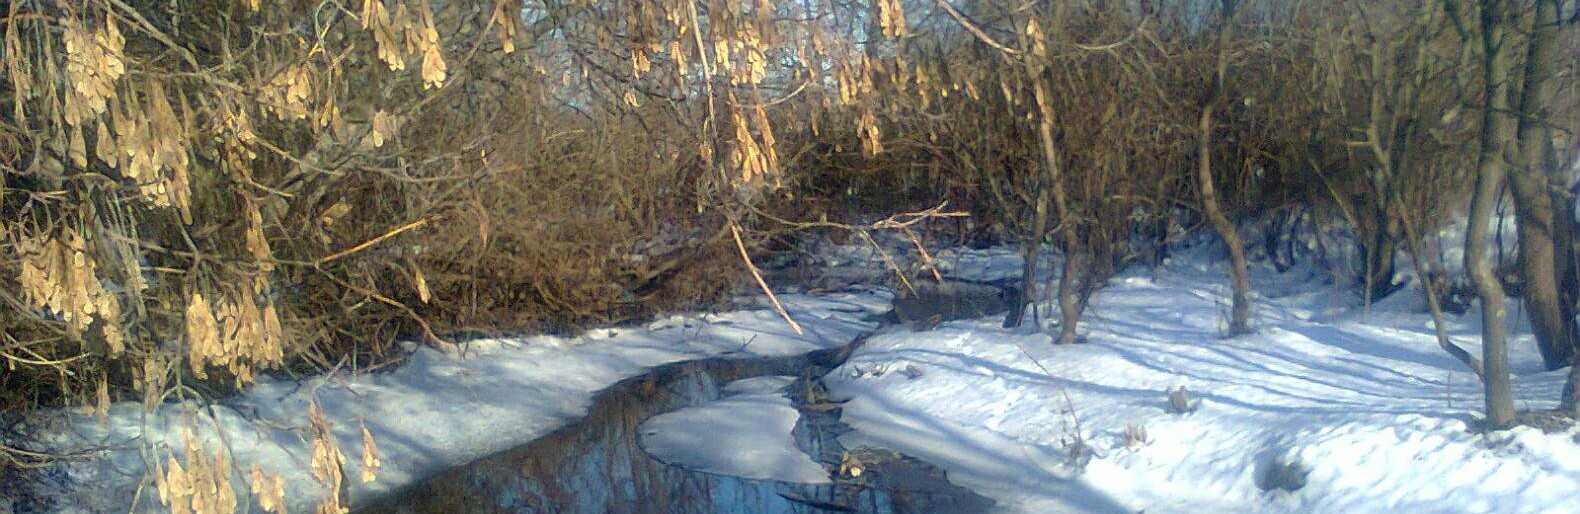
[
  {"xmin": 1467, "ymin": 0, "xmax": 1523, "ymax": 429},
  {"xmin": 1397, "ymin": 194, "xmax": 1486, "ymax": 380},
  {"xmin": 1196, "ymin": 0, "xmax": 1253, "ymax": 337},
  {"xmin": 1198, "ymin": 104, "xmax": 1253, "ymax": 336}
]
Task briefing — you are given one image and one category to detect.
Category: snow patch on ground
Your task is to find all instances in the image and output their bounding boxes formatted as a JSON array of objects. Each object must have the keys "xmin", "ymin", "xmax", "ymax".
[
  {"xmin": 828, "ymin": 244, "xmax": 1579, "ymax": 514},
  {"xmin": 14, "ymin": 293, "xmax": 886, "ymax": 514},
  {"xmin": 639, "ymin": 376, "xmax": 831, "ymax": 484}
]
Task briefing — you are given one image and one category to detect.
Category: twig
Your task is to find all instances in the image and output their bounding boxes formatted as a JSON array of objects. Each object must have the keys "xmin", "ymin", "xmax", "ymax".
[
  {"xmin": 901, "ymin": 227, "xmax": 945, "ymax": 283},
  {"xmin": 316, "ymin": 217, "xmax": 432, "ymax": 265},
  {"xmin": 1073, "ymin": 19, "xmax": 1148, "ymax": 51},
  {"xmin": 319, "ymin": 271, "xmax": 458, "ymax": 355},
  {"xmin": 859, "ymin": 230, "xmax": 917, "ymax": 297},
  {"xmin": 0, "ymin": 442, "xmax": 102, "ymax": 469},
  {"xmin": 730, "ymin": 221, "xmax": 803, "ymax": 336},
  {"xmin": 931, "ymin": 0, "xmax": 1021, "ymax": 57},
  {"xmin": 748, "ymin": 200, "xmax": 967, "ymax": 232}
]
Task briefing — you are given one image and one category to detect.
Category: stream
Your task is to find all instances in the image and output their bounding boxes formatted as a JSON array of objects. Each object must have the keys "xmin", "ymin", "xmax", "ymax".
[{"xmin": 361, "ymin": 282, "xmax": 1008, "ymax": 514}]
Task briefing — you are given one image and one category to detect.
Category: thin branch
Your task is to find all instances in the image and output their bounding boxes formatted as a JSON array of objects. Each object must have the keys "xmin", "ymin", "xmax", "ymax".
[
  {"xmin": 319, "ymin": 270, "xmax": 458, "ymax": 355},
  {"xmin": 1072, "ymin": 19, "xmax": 1148, "ymax": 51},
  {"xmin": 932, "ymin": 0, "xmax": 1022, "ymax": 57},
  {"xmin": 730, "ymin": 221, "xmax": 803, "ymax": 336},
  {"xmin": 316, "ymin": 217, "xmax": 433, "ymax": 265}
]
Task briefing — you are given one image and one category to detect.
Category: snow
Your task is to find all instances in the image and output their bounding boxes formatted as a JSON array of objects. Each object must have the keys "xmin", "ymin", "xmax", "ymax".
[
  {"xmin": 827, "ymin": 243, "xmax": 1579, "ymax": 513},
  {"xmin": 639, "ymin": 376, "xmax": 831, "ymax": 485},
  {"xmin": 13, "ymin": 292, "xmax": 886, "ymax": 514},
  {"xmin": 14, "ymin": 229, "xmax": 1580, "ymax": 514}
]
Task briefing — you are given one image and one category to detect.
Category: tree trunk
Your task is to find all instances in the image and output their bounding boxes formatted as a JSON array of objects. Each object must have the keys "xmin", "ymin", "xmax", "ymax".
[
  {"xmin": 1361, "ymin": 217, "xmax": 1404, "ymax": 301},
  {"xmin": 1025, "ymin": 73, "xmax": 1084, "ymax": 344},
  {"xmin": 1555, "ymin": 172, "xmax": 1579, "ymax": 345},
  {"xmin": 1055, "ymin": 237, "xmax": 1083, "ymax": 345},
  {"xmin": 1509, "ymin": 0, "xmax": 1580, "ymax": 414},
  {"xmin": 1197, "ymin": 0, "xmax": 1252, "ymax": 336},
  {"xmin": 1199, "ymin": 104, "xmax": 1253, "ymax": 336},
  {"xmin": 1153, "ymin": 214, "xmax": 1171, "ymax": 268},
  {"xmin": 1558, "ymin": 179, "xmax": 1580, "ymax": 413},
  {"xmin": 1469, "ymin": 165, "xmax": 1517, "ymax": 429},
  {"xmin": 1510, "ymin": 182, "xmax": 1572, "ymax": 369},
  {"xmin": 1467, "ymin": 0, "xmax": 1522, "ymax": 429},
  {"xmin": 1508, "ymin": 0, "xmax": 1575, "ymax": 372},
  {"xmin": 1005, "ymin": 189, "xmax": 1049, "ymax": 329}
]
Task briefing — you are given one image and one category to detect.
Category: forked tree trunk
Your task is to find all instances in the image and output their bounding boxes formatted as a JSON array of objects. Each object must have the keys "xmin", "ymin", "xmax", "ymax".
[
  {"xmin": 1468, "ymin": 158, "xmax": 1517, "ymax": 429},
  {"xmin": 1361, "ymin": 219, "xmax": 1404, "ymax": 301}
]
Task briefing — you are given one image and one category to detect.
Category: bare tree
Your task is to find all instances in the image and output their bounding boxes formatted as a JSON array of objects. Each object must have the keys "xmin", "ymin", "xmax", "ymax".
[
  {"xmin": 1457, "ymin": 0, "xmax": 1524, "ymax": 428},
  {"xmin": 1199, "ymin": 0, "xmax": 1255, "ymax": 336},
  {"xmin": 1508, "ymin": 0, "xmax": 1576, "ymax": 372}
]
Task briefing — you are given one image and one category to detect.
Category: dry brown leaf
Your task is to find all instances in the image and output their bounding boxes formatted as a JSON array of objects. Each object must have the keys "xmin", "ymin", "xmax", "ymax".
[
  {"xmin": 245, "ymin": 198, "xmax": 275, "ymax": 273},
  {"xmin": 17, "ymin": 228, "xmax": 125, "ymax": 354},
  {"xmin": 417, "ymin": 2, "xmax": 446, "ymax": 89},
  {"xmin": 93, "ymin": 119, "xmax": 116, "ymax": 166},
  {"xmin": 162, "ymin": 456, "xmax": 192, "ymax": 514},
  {"xmin": 185, "ymin": 291, "xmax": 220, "ymax": 379},
  {"xmin": 492, "ymin": 1, "xmax": 521, "ymax": 54},
  {"xmin": 360, "ymin": 420, "xmax": 383, "ymax": 482},
  {"xmin": 251, "ymin": 464, "xmax": 287, "ymax": 514},
  {"xmin": 409, "ymin": 259, "xmax": 431, "ymax": 304},
  {"xmin": 160, "ymin": 429, "xmax": 239, "ymax": 514},
  {"xmin": 308, "ymin": 397, "xmax": 347, "ymax": 513},
  {"xmin": 369, "ymin": 110, "xmax": 395, "ymax": 148},
  {"xmin": 68, "ymin": 124, "xmax": 87, "ymax": 167}
]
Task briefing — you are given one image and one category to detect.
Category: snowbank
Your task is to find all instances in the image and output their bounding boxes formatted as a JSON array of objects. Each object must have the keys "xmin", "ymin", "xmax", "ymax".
[
  {"xmin": 12, "ymin": 292, "xmax": 886, "ymax": 514},
  {"xmin": 827, "ymin": 245, "xmax": 1577, "ymax": 513}
]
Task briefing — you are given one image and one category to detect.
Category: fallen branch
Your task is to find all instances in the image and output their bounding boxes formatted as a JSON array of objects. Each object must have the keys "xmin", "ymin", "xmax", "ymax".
[{"xmin": 731, "ymin": 221, "xmax": 803, "ymax": 336}]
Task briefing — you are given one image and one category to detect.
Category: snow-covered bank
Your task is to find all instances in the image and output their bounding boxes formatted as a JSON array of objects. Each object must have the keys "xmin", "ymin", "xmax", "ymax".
[
  {"xmin": 828, "ymin": 245, "xmax": 1579, "ymax": 514},
  {"xmin": 10, "ymin": 292, "xmax": 887, "ymax": 514}
]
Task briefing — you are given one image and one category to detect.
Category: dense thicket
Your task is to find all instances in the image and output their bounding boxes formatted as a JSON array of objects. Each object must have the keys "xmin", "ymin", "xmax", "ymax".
[{"xmin": 0, "ymin": 0, "xmax": 1575, "ymax": 434}]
